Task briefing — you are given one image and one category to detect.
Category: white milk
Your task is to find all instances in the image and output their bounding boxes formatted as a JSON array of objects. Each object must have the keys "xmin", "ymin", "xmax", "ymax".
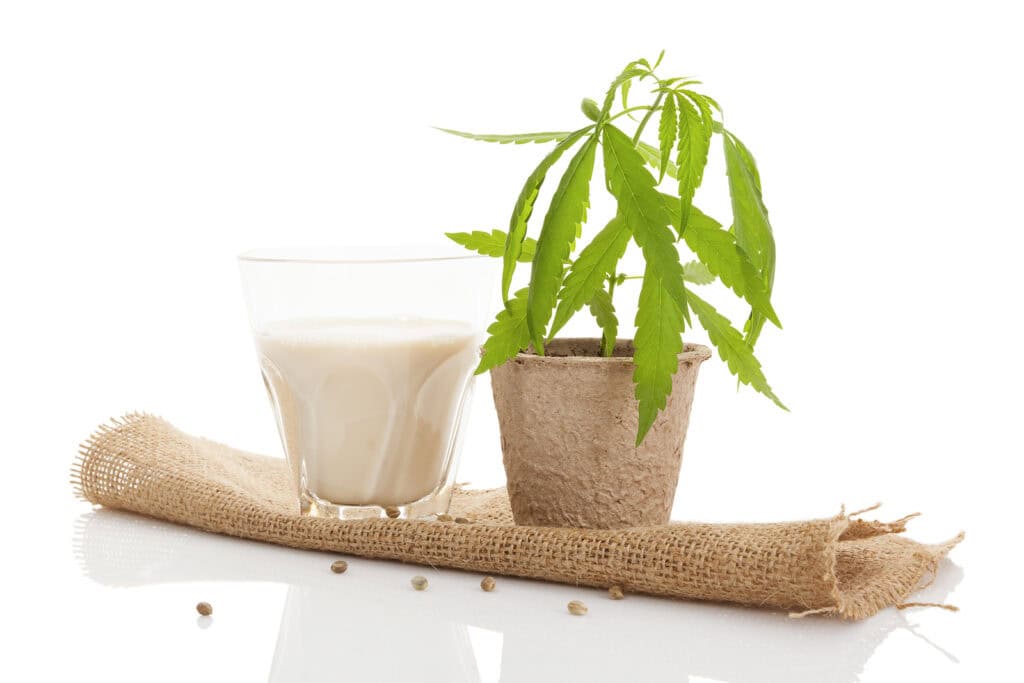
[{"xmin": 256, "ymin": 318, "xmax": 478, "ymax": 507}]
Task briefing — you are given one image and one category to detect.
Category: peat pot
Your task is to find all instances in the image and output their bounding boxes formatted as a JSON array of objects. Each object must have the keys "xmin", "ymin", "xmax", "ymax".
[{"xmin": 489, "ymin": 338, "xmax": 712, "ymax": 529}]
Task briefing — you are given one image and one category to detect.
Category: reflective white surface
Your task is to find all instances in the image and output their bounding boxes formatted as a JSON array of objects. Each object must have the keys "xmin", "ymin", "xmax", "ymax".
[{"xmin": 68, "ymin": 508, "xmax": 967, "ymax": 683}]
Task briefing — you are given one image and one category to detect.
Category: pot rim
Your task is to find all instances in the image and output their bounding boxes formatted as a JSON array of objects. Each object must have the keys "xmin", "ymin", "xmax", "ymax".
[{"xmin": 506, "ymin": 338, "xmax": 713, "ymax": 365}]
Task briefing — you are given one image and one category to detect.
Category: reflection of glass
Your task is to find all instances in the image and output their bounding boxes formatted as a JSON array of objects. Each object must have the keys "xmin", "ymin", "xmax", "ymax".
[
  {"xmin": 74, "ymin": 509, "xmax": 964, "ymax": 683},
  {"xmin": 238, "ymin": 247, "xmax": 495, "ymax": 520}
]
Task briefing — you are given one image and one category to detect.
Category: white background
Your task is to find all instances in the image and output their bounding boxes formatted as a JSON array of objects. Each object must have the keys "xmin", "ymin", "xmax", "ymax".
[{"xmin": 1, "ymin": 1, "xmax": 1020, "ymax": 680}]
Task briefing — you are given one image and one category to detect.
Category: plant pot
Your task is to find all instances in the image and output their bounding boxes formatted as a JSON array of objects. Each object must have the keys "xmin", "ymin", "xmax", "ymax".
[{"xmin": 489, "ymin": 338, "xmax": 712, "ymax": 529}]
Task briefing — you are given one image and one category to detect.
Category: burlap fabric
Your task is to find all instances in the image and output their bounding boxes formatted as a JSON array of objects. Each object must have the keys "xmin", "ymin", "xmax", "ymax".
[{"xmin": 72, "ymin": 414, "xmax": 962, "ymax": 620}]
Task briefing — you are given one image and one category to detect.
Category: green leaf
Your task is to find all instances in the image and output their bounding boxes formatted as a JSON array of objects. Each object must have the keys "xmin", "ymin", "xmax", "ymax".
[
  {"xmin": 588, "ymin": 288, "xmax": 618, "ymax": 357},
  {"xmin": 727, "ymin": 130, "xmax": 762, "ymax": 190},
  {"xmin": 676, "ymin": 206, "xmax": 780, "ymax": 328},
  {"xmin": 602, "ymin": 124, "xmax": 690, "ymax": 326},
  {"xmin": 657, "ymin": 93, "xmax": 677, "ymax": 183},
  {"xmin": 476, "ymin": 288, "xmax": 531, "ymax": 374},
  {"xmin": 527, "ymin": 135, "xmax": 598, "ymax": 352},
  {"xmin": 519, "ymin": 238, "xmax": 537, "ymax": 263},
  {"xmin": 679, "ymin": 90, "xmax": 715, "ymax": 138},
  {"xmin": 680, "ymin": 89, "xmax": 721, "ymax": 115},
  {"xmin": 633, "ymin": 265, "xmax": 686, "ymax": 445},
  {"xmin": 637, "ymin": 141, "xmax": 678, "ymax": 180},
  {"xmin": 434, "ymin": 128, "xmax": 573, "ymax": 144},
  {"xmin": 661, "ymin": 77, "xmax": 701, "ymax": 87},
  {"xmin": 723, "ymin": 132, "xmax": 776, "ymax": 346},
  {"xmin": 682, "ymin": 260, "xmax": 715, "ymax": 285},
  {"xmin": 687, "ymin": 289, "xmax": 785, "ymax": 409},
  {"xmin": 600, "ymin": 67, "xmax": 648, "ymax": 117},
  {"xmin": 502, "ymin": 126, "xmax": 594, "ymax": 301},
  {"xmin": 675, "ymin": 95, "xmax": 711, "ymax": 232},
  {"xmin": 446, "ymin": 229, "xmax": 537, "ymax": 263},
  {"xmin": 548, "ymin": 216, "xmax": 631, "ymax": 339}
]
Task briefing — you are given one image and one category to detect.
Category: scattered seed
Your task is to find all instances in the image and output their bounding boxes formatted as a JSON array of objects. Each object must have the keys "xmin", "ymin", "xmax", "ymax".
[
  {"xmin": 480, "ymin": 576, "xmax": 496, "ymax": 592},
  {"xmin": 330, "ymin": 560, "xmax": 348, "ymax": 574},
  {"xmin": 196, "ymin": 602, "xmax": 213, "ymax": 616},
  {"xmin": 436, "ymin": 514, "xmax": 453, "ymax": 522},
  {"xmin": 454, "ymin": 517, "xmax": 470, "ymax": 524},
  {"xmin": 567, "ymin": 600, "xmax": 588, "ymax": 616},
  {"xmin": 411, "ymin": 575, "xmax": 428, "ymax": 591},
  {"xmin": 385, "ymin": 506, "xmax": 400, "ymax": 519},
  {"xmin": 608, "ymin": 585, "xmax": 624, "ymax": 600}
]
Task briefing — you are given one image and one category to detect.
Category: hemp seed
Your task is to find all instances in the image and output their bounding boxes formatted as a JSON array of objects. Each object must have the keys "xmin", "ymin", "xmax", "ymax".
[
  {"xmin": 330, "ymin": 560, "xmax": 348, "ymax": 574},
  {"xmin": 608, "ymin": 585, "xmax": 624, "ymax": 600},
  {"xmin": 567, "ymin": 600, "xmax": 588, "ymax": 616},
  {"xmin": 196, "ymin": 602, "xmax": 213, "ymax": 616},
  {"xmin": 411, "ymin": 575, "xmax": 428, "ymax": 591},
  {"xmin": 480, "ymin": 576, "xmax": 496, "ymax": 592},
  {"xmin": 454, "ymin": 517, "xmax": 470, "ymax": 524},
  {"xmin": 385, "ymin": 506, "xmax": 401, "ymax": 519}
]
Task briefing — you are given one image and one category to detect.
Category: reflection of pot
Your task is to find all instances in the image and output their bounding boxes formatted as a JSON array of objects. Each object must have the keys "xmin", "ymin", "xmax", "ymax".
[
  {"xmin": 269, "ymin": 585, "xmax": 485, "ymax": 682},
  {"xmin": 490, "ymin": 339, "xmax": 711, "ymax": 528},
  {"xmin": 74, "ymin": 509, "xmax": 963, "ymax": 683}
]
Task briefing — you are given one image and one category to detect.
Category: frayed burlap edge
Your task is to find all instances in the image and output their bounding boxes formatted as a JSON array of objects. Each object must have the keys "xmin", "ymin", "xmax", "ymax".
[{"xmin": 71, "ymin": 414, "xmax": 963, "ymax": 620}]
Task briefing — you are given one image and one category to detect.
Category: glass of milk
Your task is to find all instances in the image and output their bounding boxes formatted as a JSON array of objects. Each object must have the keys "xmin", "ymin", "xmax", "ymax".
[{"xmin": 239, "ymin": 247, "xmax": 496, "ymax": 520}]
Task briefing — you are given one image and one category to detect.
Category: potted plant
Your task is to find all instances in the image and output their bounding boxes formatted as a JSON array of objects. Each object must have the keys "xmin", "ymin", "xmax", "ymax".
[{"xmin": 442, "ymin": 52, "xmax": 785, "ymax": 529}]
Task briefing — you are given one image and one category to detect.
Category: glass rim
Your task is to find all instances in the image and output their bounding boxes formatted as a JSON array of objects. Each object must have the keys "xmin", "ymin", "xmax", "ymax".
[{"xmin": 238, "ymin": 246, "xmax": 492, "ymax": 265}]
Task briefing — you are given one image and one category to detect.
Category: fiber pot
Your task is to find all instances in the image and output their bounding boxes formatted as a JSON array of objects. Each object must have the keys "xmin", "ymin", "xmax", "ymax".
[{"xmin": 489, "ymin": 338, "xmax": 712, "ymax": 529}]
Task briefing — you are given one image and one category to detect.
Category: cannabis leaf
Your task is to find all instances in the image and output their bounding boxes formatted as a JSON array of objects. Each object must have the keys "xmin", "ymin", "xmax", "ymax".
[
  {"xmin": 435, "ymin": 128, "xmax": 573, "ymax": 144},
  {"xmin": 446, "ymin": 230, "xmax": 536, "ymax": 263},
  {"xmin": 675, "ymin": 95, "xmax": 711, "ymax": 232},
  {"xmin": 723, "ymin": 132, "xmax": 776, "ymax": 347},
  {"xmin": 680, "ymin": 90, "xmax": 721, "ymax": 117},
  {"xmin": 548, "ymin": 216, "xmax": 631, "ymax": 339},
  {"xmin": 527, "ymin": 135, "xmax": 599, "ymax": 352},
  {"xmin": 728, "ymin": 132, "xmax": 762, "ymax": 188},
  {"xmin": 476, "ymin": 287, "xmax": 531, "ymax": 374},
  {"xmin": 637, "ymin": 141, "xmax": 679, "ymax": 180},
  {"xmin": 679, "ymin": 90, "xmax": 714, "ymax": 138},
  {"xmin": 677, "ymin": 206, "xmax": 780, "ymax": 328},
  {"xmin": 687, "ymin": 289, "xmax": 785, "ymax": 409},
  {"xmin": 657, "ymin": 93, "xmax": 677, "ymax": 183},
  {"xmin": 682, "ymin": 260, "xmax": 715, "ymax": 285},
  {"xmin": 588, "ymin": 288, "xmax": 618, "ymax": 357},
  {"xmin": 600, "ymin": 67, "xmax": 648, "ymax": 117},
  {"xmin": 502, "ymin": 126, "xmax": 595, "ymax": 301},
  {"xmin": 633, "ymin": 265, "xmax": 686, "ymax": 444},
  {"xmin": 603, "ymin": 124, "xmax": 690, "ymax": 324}
]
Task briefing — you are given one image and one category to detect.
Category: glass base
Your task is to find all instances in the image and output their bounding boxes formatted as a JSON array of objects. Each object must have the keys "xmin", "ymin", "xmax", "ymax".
[{"xmin": 299, "ymin": 485, "xmax": 454, "ymax": 521}]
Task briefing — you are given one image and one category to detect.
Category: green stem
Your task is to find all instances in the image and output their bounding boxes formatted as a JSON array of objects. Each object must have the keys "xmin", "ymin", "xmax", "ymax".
[
  {"xmin": 607, "ymin": 105, "xmax": 654, "ymax": 123},
  {"xmin": 602, "ymin": 275, "xmax": 617, "ymax": 357},
  {"xmin": 631, "ymin": 91, "xmax": 664, "ymax": 145}
]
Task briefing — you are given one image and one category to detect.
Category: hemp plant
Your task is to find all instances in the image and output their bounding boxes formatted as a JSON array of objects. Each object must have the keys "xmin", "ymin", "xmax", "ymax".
[{"xmin": 443, "ymin": 52, "xmax": 785, "ymax": 444}]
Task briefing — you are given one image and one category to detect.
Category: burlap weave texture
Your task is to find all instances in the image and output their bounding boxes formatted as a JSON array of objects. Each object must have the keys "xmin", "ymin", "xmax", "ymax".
[{"xmin": 72, "ymin": 414, "xmax": 962, "ymax": 620}]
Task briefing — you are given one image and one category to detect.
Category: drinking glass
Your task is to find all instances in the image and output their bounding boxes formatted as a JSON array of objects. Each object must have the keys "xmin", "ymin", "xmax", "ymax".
[{"xmin": 239, "ymin": 246, "xmax": 495, "ymax": 520}]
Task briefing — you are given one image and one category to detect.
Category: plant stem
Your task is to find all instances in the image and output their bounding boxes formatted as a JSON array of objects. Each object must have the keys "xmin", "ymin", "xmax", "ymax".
[
  {"xmin": 601, "ymin": 275, "xmax": 617, "ymax": 357},
  {"xmin": 631, "ymin": 91, "xmax": 664, "ymax": 145},
  {"xmin": 607, "ymin": 106, "xmax": 654, "ymax": 123}
]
